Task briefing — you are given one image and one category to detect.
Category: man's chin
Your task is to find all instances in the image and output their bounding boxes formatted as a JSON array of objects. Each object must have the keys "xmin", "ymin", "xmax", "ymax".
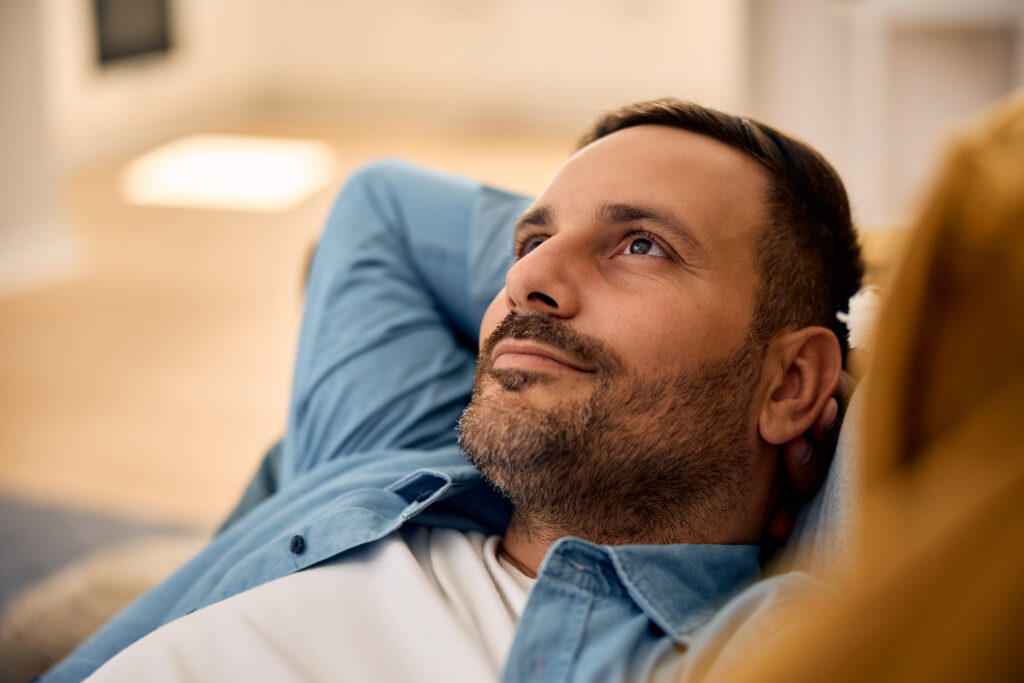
[
  {"xmin": 477, "ymin": 368, "xmax": 599, "ymax": 412},
  {"xmin": 487, "ymin": 368, "xmax": 552, "ymax": 392}
]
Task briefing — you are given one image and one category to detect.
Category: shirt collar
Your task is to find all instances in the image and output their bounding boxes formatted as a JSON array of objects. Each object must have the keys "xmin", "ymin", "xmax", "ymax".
[
  {"xmin": 543, "ymin": 537, "xmax": 761, "ymax": 644},
  {"xmin": 389, "ymin": 465, "xmax": 512, "ymax": 535},
  {"xmin": 395, "ymin": 465, "xmax": 762, "ymax": 642}
]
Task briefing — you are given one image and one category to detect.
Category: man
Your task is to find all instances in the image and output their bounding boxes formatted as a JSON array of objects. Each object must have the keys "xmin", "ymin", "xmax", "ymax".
[{"xmin": 45, "ymin": 99, "xmax": 861, "ymax": 681}]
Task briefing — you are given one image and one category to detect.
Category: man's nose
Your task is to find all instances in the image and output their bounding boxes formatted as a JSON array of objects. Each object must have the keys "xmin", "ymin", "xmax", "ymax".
[{"xmin": 504, "ymin": 237, "xmax": 581, "ymax": 318}]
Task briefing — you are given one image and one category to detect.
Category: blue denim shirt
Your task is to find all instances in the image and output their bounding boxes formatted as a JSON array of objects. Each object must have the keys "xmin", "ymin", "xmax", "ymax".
[
  {"xmin": 46, "ymin": 454, "xmax": 761, "ymax": 682},
  {"xmin": 43, "ymin": 160, "xmax": 763, "ymax": 682}
]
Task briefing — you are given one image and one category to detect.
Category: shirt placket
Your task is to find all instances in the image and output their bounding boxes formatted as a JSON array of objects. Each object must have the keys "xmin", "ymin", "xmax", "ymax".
[
  {"xmin": 503, "ymin": 540, "xmax": 631, "ymax": 683},
  {"xmin": 502, "ymin": 576, "xmax": 593, "ymax": 682}
]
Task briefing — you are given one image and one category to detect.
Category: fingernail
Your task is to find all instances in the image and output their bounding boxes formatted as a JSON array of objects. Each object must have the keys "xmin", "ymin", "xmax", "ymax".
[
  {"xmin": 797, "ymin": 442, "xmax": 812, "ymax": 467},
  {"xmin": 823, "ymin": 400, "xmax": 839, "ymax": 430}
]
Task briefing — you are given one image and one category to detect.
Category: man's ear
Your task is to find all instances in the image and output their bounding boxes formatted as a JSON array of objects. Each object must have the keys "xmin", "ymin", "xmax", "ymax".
[{"xmin": 758, "ymin": 327, "xmax": 842, "ymax": 446}]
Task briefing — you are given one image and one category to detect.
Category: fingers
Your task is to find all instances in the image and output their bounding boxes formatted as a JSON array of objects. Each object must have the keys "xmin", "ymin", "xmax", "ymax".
[
  {"xmin": 768, "ymin": 439, "xmax": 824, "ymax": 547},
  {"xmin": 783, "ymin": 435, "xmax": 823, "ymax": 499},
  {"xmin": 766, "ymin": 383, "xmax": 857, "ymax": 550},
  {"xmin": 836, "ymin": 370, "xmax": 856, "ymax": 406},
  {"xmin": 809, "ymin": 396, "xmax": 840, "ymax": 445}
]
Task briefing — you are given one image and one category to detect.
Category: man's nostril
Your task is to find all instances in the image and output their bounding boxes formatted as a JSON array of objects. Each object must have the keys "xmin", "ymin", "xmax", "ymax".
[{"xmin": 528, "ymin": 292, "xmax": 558, "ymax": 308}]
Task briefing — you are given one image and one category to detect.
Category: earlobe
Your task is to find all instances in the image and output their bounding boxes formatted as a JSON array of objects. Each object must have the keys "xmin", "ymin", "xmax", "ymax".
[{"xmin": 758, "ymin": 327, "xmax": 842, "ymax": 445}]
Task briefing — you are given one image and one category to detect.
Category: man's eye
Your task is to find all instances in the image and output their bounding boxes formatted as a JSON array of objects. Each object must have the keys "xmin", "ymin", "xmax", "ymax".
[
  {"xmin": 517, "ymin": 235, "xmax": 547, "ymax": 258},
  {"xmin": 629, "ymin": 238, "xmax": 655, "ymax": 255},
  {"xmin": 621, "ymin": 234, "xmax": 670, "ymax": 258}
]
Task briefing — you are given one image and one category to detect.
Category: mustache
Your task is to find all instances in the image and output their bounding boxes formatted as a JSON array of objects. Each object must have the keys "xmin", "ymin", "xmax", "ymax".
[{"xmin": 481, "ymin": 312, "xmax": 623, "ymax": 376}]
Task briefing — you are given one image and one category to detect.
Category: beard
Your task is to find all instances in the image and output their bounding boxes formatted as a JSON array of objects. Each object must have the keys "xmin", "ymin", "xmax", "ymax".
[{"xmin": 457, "ymin": 311, "xmax": 763, "ymax": 546}]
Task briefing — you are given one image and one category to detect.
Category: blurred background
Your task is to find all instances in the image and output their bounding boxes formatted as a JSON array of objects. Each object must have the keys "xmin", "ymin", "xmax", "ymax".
[{"xmin": 1, "ymin": 0, "xmax": 1021, "ymax": 611}]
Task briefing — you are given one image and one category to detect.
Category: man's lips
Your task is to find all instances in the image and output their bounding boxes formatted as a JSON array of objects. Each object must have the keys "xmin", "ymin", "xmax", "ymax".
[{"xmin": 490, "ymin": 339, "xmax": 597, "ymax": 374}]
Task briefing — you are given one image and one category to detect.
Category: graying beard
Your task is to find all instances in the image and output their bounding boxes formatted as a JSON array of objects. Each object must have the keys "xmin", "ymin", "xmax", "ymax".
[
  {"xmin": 488, "ymin": 368, "xmax": 553, "ymax": 392},
  {"xmin": 457, "ymin": 342, "xmax": 761, "ymax": 547}
]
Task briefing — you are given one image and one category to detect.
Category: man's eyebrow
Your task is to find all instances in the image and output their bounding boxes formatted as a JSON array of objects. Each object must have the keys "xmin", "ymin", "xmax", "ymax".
[
  {"xmin": 599, "ymin": 202, "xmax": 709, "ymax": 262},
  {"xmin": 513, "ymin": 202, "xmax": 710, "ymax": 265},
  {"xmin": 514, "ymin": 206, "xmax": 550, "ymax": 234}
]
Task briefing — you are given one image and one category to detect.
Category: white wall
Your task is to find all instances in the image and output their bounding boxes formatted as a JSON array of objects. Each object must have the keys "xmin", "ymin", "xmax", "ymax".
[
  {"xmin": 747, "ymin": 0, "xmax": 1024, "ymax": 228},
  {"xmin": 886, "ymin": 21, "xmax": 1019, "ymax": 218},
  {"xmin": 0, "ymin": 0, "xmax": 74, "ymax": 293},
  {"xmin": 43, "ymin": 0, "xmax": 267, "ymax": 167},
  {"xmin": 256, "ymin": 0, "xmax": 748, "ymax": 130},
  {"xmin": 43, "ymin": 0, "xmax": 749, "ymax": 167}
]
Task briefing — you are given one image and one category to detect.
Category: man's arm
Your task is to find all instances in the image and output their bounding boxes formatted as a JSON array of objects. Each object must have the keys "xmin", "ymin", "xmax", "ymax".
[{"xmin": 279, "ymin": 159, "xmax": 530, "ymax": 484}]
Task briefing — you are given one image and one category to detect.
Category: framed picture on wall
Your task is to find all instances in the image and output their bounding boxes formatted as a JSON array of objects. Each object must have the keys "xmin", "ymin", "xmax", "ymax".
[{"xmin": 94, "ymin": 0, "xmax": 173, "ymax": 65}]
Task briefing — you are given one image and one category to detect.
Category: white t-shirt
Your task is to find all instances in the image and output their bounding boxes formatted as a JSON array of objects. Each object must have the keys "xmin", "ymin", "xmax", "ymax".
[{"xmin": 86, "ymin": 527, "xmax": 534, "ymax": 682}]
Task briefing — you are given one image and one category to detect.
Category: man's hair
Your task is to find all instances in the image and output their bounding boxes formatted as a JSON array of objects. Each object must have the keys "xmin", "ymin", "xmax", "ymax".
[{"xmin": 579, "ymin": 98, "xmax": 863, "ymax": 357}]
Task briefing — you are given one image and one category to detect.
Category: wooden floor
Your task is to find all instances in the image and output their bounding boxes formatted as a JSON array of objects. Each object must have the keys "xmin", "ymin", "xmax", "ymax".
[{"xmin": 0, "ymin": 114, "xmax": 572, "ymax": 528}]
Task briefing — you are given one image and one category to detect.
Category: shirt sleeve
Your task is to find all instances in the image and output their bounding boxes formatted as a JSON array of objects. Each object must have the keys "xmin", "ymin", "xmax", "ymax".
[{"xmin": 281, "ymin": 159, "xmax": 531, "ymax": 483}]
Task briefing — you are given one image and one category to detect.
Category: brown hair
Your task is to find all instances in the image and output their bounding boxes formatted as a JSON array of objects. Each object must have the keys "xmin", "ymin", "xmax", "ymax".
[{"xmin": 579, "ymin": 98, "xmax": 864, "ymax": 357}]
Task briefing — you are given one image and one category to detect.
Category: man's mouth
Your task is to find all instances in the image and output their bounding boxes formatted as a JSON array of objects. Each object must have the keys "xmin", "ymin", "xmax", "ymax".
[
  {"xmin": 491, "ymin": 339, "xmax": 597, "ymax": 374},
  {"xmin": 480, "ymin": 311, "xmax": 622, "ymax": 381}
]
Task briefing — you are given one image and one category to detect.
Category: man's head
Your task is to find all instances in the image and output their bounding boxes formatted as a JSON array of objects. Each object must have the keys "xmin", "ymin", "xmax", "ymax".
[
  {"xmin": 580, "ymin": 99, "xmax": 862, "ymax": 355},
  {"xmin": 458, "ymin": 99, "xmax": 862, "ymax": 549}
]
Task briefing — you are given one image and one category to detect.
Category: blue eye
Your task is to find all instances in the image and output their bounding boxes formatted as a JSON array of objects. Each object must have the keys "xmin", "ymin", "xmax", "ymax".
[
  {"xmin": 629, "ymin": 238, "xmax": 654, "ymax": 255},
  {"xmin": 622, "ymin": 233, "xmax": 669, "ymax": 258}
]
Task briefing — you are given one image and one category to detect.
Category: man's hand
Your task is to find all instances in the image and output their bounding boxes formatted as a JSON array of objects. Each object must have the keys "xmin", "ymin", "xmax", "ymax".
[{"xmin": 765, "ymin": 372, "xmax": 854, "ymax": 549}]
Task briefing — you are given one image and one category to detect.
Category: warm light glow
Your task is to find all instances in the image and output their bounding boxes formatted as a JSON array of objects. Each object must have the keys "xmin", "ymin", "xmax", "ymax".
[{"xmin": 120, "ymin": 134, "xmax": 338, "ymax": 211}]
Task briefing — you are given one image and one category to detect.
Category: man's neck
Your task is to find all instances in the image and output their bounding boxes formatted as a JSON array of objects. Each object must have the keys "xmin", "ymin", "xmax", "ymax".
[
  {"xmin": 499, "ymin": 513, "xmax": 560, "ymax": 578},
  {"xmin": 500, "ymin": 499, "xmax": 765, "ymax": 577},
  {"xmin": 500, "ymin": 509, "xmax": 713, "ymax": 578}
]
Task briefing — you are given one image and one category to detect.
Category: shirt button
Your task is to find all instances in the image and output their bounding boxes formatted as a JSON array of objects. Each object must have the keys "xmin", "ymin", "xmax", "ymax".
[{"xmin": 290, "ymin": 534, "xmax": 306, "ymax": 554}]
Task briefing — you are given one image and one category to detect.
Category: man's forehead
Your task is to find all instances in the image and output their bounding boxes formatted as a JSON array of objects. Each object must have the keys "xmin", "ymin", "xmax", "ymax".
[{"xmin": 522, "ymin": 125, "xmax": 770, "ymax": 249}]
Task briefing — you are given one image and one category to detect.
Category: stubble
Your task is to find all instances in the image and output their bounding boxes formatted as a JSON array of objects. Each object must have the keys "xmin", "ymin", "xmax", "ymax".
[{"xmin": 458, "ymin": 312, "xmax": 763, "ymax": 547}]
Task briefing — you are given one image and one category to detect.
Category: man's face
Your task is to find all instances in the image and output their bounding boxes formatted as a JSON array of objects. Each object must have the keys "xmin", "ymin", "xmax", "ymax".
[{"xmin": 459, "ymin": 125, "xmax": 773, "ymax": 545}]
